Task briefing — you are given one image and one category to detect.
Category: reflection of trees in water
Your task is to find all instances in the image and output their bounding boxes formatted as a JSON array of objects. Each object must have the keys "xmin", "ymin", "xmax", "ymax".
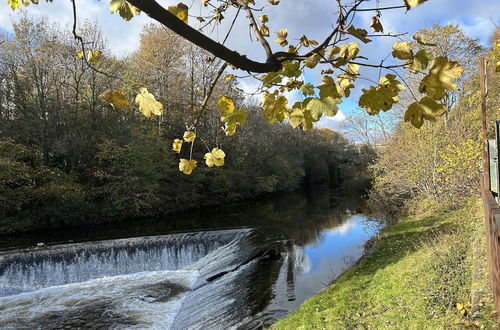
[{"xmin": 4, "ymin": 186, "xmax": 366, "ymax": 250}]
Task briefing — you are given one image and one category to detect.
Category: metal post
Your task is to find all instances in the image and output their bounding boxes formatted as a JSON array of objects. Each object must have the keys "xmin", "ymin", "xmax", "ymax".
[{"xmin": 480, "ymin": 56, "xmax": 489, "ymax": 189}]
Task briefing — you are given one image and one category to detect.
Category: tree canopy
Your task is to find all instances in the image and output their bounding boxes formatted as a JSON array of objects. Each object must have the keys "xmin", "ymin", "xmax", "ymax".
[{"xmin": 3, "ymin": 0, "xmax": 478, "ymax": 174}]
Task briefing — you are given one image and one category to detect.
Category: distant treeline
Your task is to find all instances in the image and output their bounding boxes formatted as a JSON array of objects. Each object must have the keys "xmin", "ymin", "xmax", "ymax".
[{"xmin": 0, "ymin": 17, "xmax": 375, "ymax": 234}]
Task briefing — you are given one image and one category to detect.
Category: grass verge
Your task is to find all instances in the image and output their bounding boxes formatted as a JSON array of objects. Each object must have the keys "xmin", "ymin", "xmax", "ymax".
[{"xmin": 274, "ymin": 198, "xmax": 497, "ymax": 329}]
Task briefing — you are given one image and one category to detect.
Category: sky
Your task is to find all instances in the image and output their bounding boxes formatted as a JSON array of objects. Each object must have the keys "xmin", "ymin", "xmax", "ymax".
[{"xmin": 0, "ymin": 0, "xmax": 498, "ymax": 132}]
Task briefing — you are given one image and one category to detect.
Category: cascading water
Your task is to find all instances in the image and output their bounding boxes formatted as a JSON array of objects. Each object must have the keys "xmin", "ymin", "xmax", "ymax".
[
  {"xmin": 0, "ymin": 212, "xmax": 378, "ymax": 329},
  {"xmin": 0, "ymin": 229, "xmax": 291, "ymax": 329}
]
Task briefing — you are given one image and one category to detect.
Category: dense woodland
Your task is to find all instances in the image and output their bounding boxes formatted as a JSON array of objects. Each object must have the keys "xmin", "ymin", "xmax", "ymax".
[{"xmin": 0, "ymin": 17, "xmax": 374, "ymax": 234}]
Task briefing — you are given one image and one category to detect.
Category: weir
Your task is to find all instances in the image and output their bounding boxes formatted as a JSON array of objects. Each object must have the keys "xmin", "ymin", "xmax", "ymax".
[{"xmin": 0, "ymin": 229, "xmax": 302, "ymax": 329}]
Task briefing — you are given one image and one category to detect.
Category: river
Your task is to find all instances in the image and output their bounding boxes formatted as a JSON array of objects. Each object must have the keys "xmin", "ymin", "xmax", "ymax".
[{"xmin": 0, "ymin": 187, "xmax": 379, "ymax": 329}]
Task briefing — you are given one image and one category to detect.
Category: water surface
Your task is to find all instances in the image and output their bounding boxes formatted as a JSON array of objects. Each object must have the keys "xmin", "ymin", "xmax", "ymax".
[{"xmin": 0, "ymin": 188, "xmax": 379, "ymax": 328}]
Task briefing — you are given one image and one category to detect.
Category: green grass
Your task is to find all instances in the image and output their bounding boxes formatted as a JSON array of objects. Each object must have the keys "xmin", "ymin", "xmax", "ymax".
[{"xmin": 274, "ymin": 199, "xmax": 497, "ymax": 329}]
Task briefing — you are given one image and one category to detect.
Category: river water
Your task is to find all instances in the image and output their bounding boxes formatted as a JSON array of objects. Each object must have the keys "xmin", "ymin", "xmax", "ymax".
[{"xmin": 0, "ymin": 187, "xmax": 379, "ymax": 329}]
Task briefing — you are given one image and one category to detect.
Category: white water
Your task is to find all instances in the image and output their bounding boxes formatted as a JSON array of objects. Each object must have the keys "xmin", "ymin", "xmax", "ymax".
[{"xmin": 0, "ymin": 229, "xmax": 267, "ymax": 329}]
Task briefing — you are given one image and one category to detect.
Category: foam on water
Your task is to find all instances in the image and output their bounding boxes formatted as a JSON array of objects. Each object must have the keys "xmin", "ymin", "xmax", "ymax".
[{"xmin": 0, "ymin": 229, "xmax": 282, "ymax": 329}]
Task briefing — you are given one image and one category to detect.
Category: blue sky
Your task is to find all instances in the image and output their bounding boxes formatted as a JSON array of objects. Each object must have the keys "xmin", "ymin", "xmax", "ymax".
[{"xmin": 0, "ymin": 0, "xmax": 498, "ymax": 131}]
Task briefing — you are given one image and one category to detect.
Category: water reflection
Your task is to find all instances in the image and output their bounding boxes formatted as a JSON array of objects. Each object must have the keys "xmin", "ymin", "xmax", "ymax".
[{"xmin": 0, "ymin": 187, "xmax": 379, "ymax": 328}]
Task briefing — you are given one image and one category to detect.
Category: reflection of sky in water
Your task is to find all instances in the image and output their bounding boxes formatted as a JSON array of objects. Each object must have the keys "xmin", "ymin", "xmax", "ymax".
[{"xmin": 291, "ymin": 215, "xmax": 378, "ymax": 308}]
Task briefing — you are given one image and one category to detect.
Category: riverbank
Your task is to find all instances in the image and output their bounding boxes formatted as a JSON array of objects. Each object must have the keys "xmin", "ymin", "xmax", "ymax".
[{"xmin": 274, "ymin": 198, "xmax": 497, "ymax": 329}]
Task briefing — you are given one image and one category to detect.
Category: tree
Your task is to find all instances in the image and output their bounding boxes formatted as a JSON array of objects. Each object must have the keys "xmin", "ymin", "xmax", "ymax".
[{"xmin": 5, "ymin": 0, "xmax": 469, "ymax": 174}]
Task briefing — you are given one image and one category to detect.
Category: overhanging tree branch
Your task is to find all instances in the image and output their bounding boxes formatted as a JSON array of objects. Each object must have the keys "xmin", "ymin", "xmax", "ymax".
[{"xmin": 127, "ymin": 0, "xmax": 281, "ymax": 73}]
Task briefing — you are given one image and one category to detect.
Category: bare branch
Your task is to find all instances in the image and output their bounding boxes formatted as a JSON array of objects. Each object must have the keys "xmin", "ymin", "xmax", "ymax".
[{"xmin": 127, "ymin": 0, "xmax": 281, "ymax": 73}]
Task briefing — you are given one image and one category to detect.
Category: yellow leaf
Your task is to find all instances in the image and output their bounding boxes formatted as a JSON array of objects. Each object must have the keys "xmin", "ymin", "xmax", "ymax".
[
  {"xmin": 404, "ymin": 0, "xmax": 428, "ymax": 9},
  {"xmin": 496, "ymin": 61, "xmax": 500, "ymax": 73},
  {"xmin": 406, "ymin": 49, "xmax": 433, "ymax": 73},
  {"xmin": 358, "ymin": 74, "xmax": 404, "ymax": 115},
  {"xmin": 259, "ymin": 15, "xmax": 268, "ymax": 23},
  {"xmin": 317, "ymin": 75, "xmax": 341, "ymax": 99},
  {"xmin": 347, "ymin": 26, "xmax": 371, "ymax": 44},
  {"xmin": 87, "ymin": 50, "xmax": 102, "ymax": 64},
  {"xmin": 76, "ymin": 50, "xmax": 84, "ymax": 59},
  {"xmin": 304, "ymin": 53, "xmax": 322, "ymax": 69},
  {"xmin": 204, "ymin": 147, "xmax": 225, "ymax": 167},
  {"xmin": 404, "ymin": 97, "xmax": 447, "ymax": 128},
  {"xmin": 99, "ymin": 90, "xmax": 130, "ymax": 110},
  {"xmin": 306, "ymin": 96, "xmax": 340, "ymax": 120},
  {"xmin": 179, "ymin": 159, "xmax": 197, "ymax": 175},
  {"xmin": 172, "ymin": 139, "xmax": 183, "ymax": 153},
  {"xmin": 109, "ymin": 0, "xmax": 141, "ymax": 21},
  {"xmin": 225, "ymin": 74, "xmax": 234, "ymax": 81},
  {"xmin": 7, "ymin": 0, "xmax": 20, "ymax": 10},
  {"xmin": 135, "ymin": 88, "xmax": 163, "ymax": 117},
  {"xmin": 259, "ymin": 24, "xmax": 270, "ymax": 37},
  {"xmin": 392, "ymin": 42, "xmax": 413, "ymax": 60},
  {"xmin": 370, "ymin": 16, "xmax": 383, "ymax": 33},
  {"xmin": 183, "ymin": 131, "xmax": 196, "ymax": 143},
  {"xmin": 274, "ymin": 28, "xmax": 288, "ymax": 47},
  {"xmin": 261, "ymin": 91, "xmax": 288, "ymax": 123},
  {"xmin": 419, "ymin": 56, "xmax": 464, "ymax": 100},
  {"xmin": 168, "ymin": 3, "xmax": 189, "ymax": 24},
  {"xmin": 217, "ymin": 95, "xmax": 235, "ymax": 116},
  {"xmin": 268, "ymin": 0, "xmax": 279, "ymax": 5},
  {"xmin": 222, "ymin": 111, "xmax": 248, "ymax": 136},
  {"xmin": 413, "ymin": 32, "xmax": 437, "ymax": 46}
]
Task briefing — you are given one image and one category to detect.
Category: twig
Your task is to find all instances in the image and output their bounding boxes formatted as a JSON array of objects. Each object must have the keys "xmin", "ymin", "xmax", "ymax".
[{"xmin": 190, "ymin": 62, "xmax": 228, "ymax": 130}]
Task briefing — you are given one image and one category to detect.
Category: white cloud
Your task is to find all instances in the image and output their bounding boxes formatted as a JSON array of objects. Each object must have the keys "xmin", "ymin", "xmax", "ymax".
[{"xmin": 317, "ymin": 110, "xmax": 347, "ymax": 131}]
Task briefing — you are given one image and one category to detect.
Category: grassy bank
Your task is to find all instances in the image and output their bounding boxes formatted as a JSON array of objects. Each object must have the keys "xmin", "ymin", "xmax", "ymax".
[{"xmin": 274, "ymin": 198, "xmax": 496, "ymax": 329}]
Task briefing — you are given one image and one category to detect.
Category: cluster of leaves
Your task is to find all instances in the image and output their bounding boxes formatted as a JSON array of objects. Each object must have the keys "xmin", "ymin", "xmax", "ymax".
[
  {"xmin": 369, "ymin": 26, "xmax": 499, "ymax": 212},
  {"xmin": 5, "ymin": 0, "xmax": 466, "ymax": 175}
]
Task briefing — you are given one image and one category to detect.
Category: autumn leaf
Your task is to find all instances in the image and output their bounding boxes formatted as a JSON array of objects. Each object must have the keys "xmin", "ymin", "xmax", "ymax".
[
  {"xmin": 261, "ymin": 91, "xmax": 288, "ymax": 123},
  {"xmin": 87, "ymin": 50, "xmax": 102, "ymax": 63},
  {"xmin": 413, "ymin": 32, "xmax": 437, "ymax": 46},
  {"xmin": 300, "ymin": 35, "xmax": 318, "ymax": 47},
  {"xmin": 222, "ymin": 110, "xmax": 248, "ymax": 136},
  {"xmin": 404, "ymin": 0, "xmax": 428, "ymax": 9},
  {"xmin": 300, "ymin": 83, "xmax": 315, "ymax": 96},
  {"xmin": 204, "ymin": 148, "xmax": 225, "ymax": 167},
  {"xmin": 275, "ymin": 28, "xmax": 288, "ymax": 47},
  {"xmin": 359, "ymin": 74, "xmax": 404, "ymax": 115},
  {"xmin": 168, "ymin": 3, "xmax": 189, "ymax": 24},
  {"xmin": 419, "ymin": 56, "xmax": 464, "ymax": 100},
  {"xmin": 281, "ymin": 61, "xmax": 301, "ymax": 77},
  {"xmin": 179, "ymin": 159, "xmax": 197, "ymax": 175},
  {"xmin": 392, "ymin": 42, "xmax": 413, "ymax": 60},
  {"xmin": 7, "ymin": 0, "xmax": 20, "ymax": 10},
  {"xmin": 404, "ymin": 96, "xmax": 447, "ymax": 128},
  {"xmin": 259, "ymin": 15, "xmax": 268, "ymax": 23},
  {"xmin": 304, "ymin": 53, "xmax": 322, "ymax": 69},
  {"xmin": 76, "ymin": 50, "xmax": 84, "ymax": 59},
  {"xmin": 259, "ymin": 24, "xmax": 270, "ymax": 37},
  {"xmin": 370, "ymin": 16, "xmax": 383, "ymax": 33},
  {"xmin": 135, "ymin": 88, "xmax": 163, "ymax": 117},
  {"xmin": 109, "ymin": 0, "xmax": 141, "ymax": 21},
  {"xmin": 347, "ymin": 26, "xmax": 371, "ymax": 44},
  {"xmin": 306, "ymin": 96, "xmax": 340, "ymax": 120},
  {"xmin": 406, "ymin": 49, "xmax": 433, "ymax": 73},
  {"xmin": 183, "ymin": 131, "xmax": 196, "ymax": 142},
  {"xmin": 172, "ymin": 139, "xmax": 183, "ymax": 153},
  {"xmin": 217, "ymin": 95, "xmax": 235, "ymax": 116},
  {"xmin": 99, "ymin": 90, "xmax": 130, "ymax": 110},
  {"xmin": 317, "ymin": 75, "xmax": 341, "ymax": 99}
]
